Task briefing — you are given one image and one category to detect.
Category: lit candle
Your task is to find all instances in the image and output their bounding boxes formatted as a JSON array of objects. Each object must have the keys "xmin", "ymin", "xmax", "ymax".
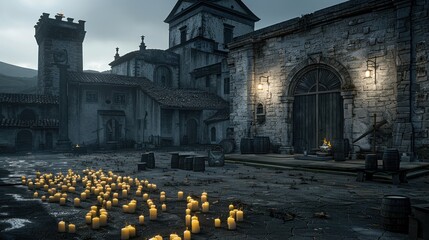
[
  {"xmin": 41, "ymin": 195, "xmax": 46, "ymax": 202},
  {"xmin": 178, "ymin": 191, "xmax": 184, "ymax": 200},
  {"xmin": 85, "ymin": 215, "xmax": 92, "ymax": 224},
  {"xmin": 139, "ymin": 214, "xmax": 145, "ymax": 225},
  {"xmin": 113, "ymin": 192, "xmax": 119, "ymax": 199},
  {"xmin": 229, "ymin": 210, "xmax": 236, "ymax": 219},
  {"xmin": 227, "ymin": 217, "xmax": 236, "ymax": 230},
  {"xmin": 100, "ymin": 214, "xmax": 107, "ymax": 226},
  {"xmin": 128, "ymin": 202, "xmax": 136, "ymax": 213},
  {"xmin": 214, "ymin": 218, "xmax": 221, "ymax": 228},
  {"xmin": 121, "ymin": 227, "xmax": 130, "ymax": 240},
  {"xmin": 184, "ymin": 228, "xmax": 191, "ymax": 240},
  {"xmin": 191, "ymin": 218, "xmax": 200, "ymax": 234},
  {"xmin": 91, "ymin": 206, "xmax": 98, "ymax": 212},
  {"xmin": 81, "ymin": 192, "xmax": 86, "ymax": 200},
  {"xmin": 187, "ymin": 202, "xmax": 192, "ymax": 210},
  {"xmin": 92, "ymin": 217, "xmax": 100, "ymax": 229},
  {"xmin": 33, "ymin": 191, "xmax": 39, "ymax": 198},
  {"xmin": 106, "ymin": 200, "xmax": 112, "ymax": 210},
  {"xmin": 68, "ymin": 186, "xmax": 75, "ymax": 193},
  {"xmin": 202, "ymin": 202, "xmax": 209, "ymax": 213},
  {"xmin": 201, "ymin": 194, "xmax": 207, "ymax": 203},
  {"xmin": 170, "ymin": 233, "xmax": 179, "ymax": 240},
  {"xmin": 160, "ymin": 194, "xmax": 166, "ymax": 202},
  {"xmin": 58, "ymin": 221, "xmax": 66, "ymax": 232},
  {"xmin": 122, "ymin": 189, "xmax": 128, "ymax": 198},
  {"xmin": 149, "ymin": 206, "xmax": 157, "ymax": 220},
  {"xmin": 185, "ymin": 208, "xmax": 191, "ymax": 215},
  {"xmin": 236, "ymin": 210, "xmax": 244, "ymax": 222},
  {"xmin": 162, "ymin": 203, "xmax": 167, "ymax": 212},
  {"xmin": 191, "ymin": 200, "xmax": 198, "ymax": 211},
  {"xmin": 74, "ymin": 198, "xmax": 80, "ymax": 207},
  {"xmin": 60, "ymin": 197, "xmax": 66, "ymax": 206},
  {"xmin": 122, "ymin": 204, "xmax": 129, "ymax": 213},
  {"xmin": 112, "ymin": 198, "xmax": 119, "ymax": 206},
  {"xmin": 143, "ymin": 193, "xmax": 149, "ymax": 200},
  {"xmin": 185, "ymin": 214, "xmax": 191, "ymax": 227},
  {"xmin": 68, "ymin": 223, "xmax": 76, "ymax": 233},
  {"xmin": 127, "ymin": 225, "xmax": 136, "ymax": 237},
  {"xmin": 136, "ymin": 190, "xmax": 141, "ymax": 196},
  {"xmin": 229, "ymin": 204, "xmax": 234, "ymax": 211}
]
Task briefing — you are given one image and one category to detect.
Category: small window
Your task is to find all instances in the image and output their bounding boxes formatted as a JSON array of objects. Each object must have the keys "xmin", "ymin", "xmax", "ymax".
[
  {"xmin": 210, "ymin": 127, "xmax": 216, "ymax": 142},
  {"xmin": 224, "ymin": 78, "xmax": 230, "ymax": 94},
  {"xmin": 86, "ymin": 91, "xmax": 98, "ymax": 103},
  {"xmin": 113, "ymin": 93, "xmax": 126, "ymax": 105},
  {"xmin": 224, "ymin": 24, "xmax": 234, "ymax": 46},
  {"xmin": 180, "ymin": 26, "xmax": 187, "ymax": 44},
  {"xmin": 256, "ymin": 103, "xmax": 265, "ymax": 124}
]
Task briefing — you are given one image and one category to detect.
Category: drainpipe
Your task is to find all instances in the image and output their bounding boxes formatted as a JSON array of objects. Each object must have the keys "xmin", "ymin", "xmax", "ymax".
[{"xmin": 409, "ymin": 0, "xmax": 416, "ymax": 161}]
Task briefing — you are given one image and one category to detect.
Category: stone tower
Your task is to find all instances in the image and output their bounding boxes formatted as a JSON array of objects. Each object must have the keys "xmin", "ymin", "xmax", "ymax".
[{"xmin": 34, "ymin": 13, "xmax": 86, "ymax": 95}]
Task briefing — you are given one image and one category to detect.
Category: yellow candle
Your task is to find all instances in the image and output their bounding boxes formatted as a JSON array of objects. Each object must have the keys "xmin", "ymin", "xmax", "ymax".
[
  {"xmin": 136, "ymin": 190, "xmax": 141, "ymax": 196},
  {"xmin": 74, "ymin": 198, "xmax": 80, "ymax": 207},
  {"xmin": 85, "ymin": 215, "xmax": 92, "ymax": 224},
  {"xmin": 184, "ymin": 229, "xmax": 191, "ymax": 240},
  {"xmin": 170, "ymin": 233, "xmax": 179, "ymax": 240},
  {"xmin": 214, "ymin": 218, "xmax": 221, "ymax": 227},
  {"xmin": 91, "ymin": 206, "xmax": 98, "ymax": 211},
  {"xmin": 68, "ymin": 186, "xmax": 75, "ymax": 193},
  {"xmin": 185, "ymin": 208, "xmax": 191, "ymax": 215},
  {"xmin": 229, "ymin": 204, "xmax": 234, "ymax": 211},
  {"xmin": 201, "ymin": 195, "xmax": 207, "ymax": 203},
  {"xmin": 33, "ymin": 191, "xmax": 39, "ymax": 198},
  {"xmin": 191, "ymin": 218, "xmax": 200, "ymax": 234},
  {"xmin": 139, "ymin": 215, "xmax": 145, "ymax": 225},
  {"xmin": 92, "ymin": 217, "xmax": 100, "ymax": 229},
  {"xmin": 227, "ymin": 217, "xmax": 236, "ymax": 230},
  {"xmin": 178, "ymin": 191, "xmax": 184, "ymax": 200},
  {"xmin": 202, "ymin": 202, "xmax": 209, "ymax": 213},
  {"xmin": 187, "ymin": 196, "xmax": 192, "ymax": 202},
  {"xmin": 41, "ymin": 195, "xmax": 46, "ymax": 202},
  {"xmin": 113, "ymin": 192, "xmax": 119, "ymax": 199},
  {"xmin": 81, "ymin": 192, "xmax": 86, "ymax": 200},
  {"xmin": 59, "ymin": 197, "xmax": 66, "ymax": 206},
  {"xmin": 236, "ymin": 210, "xmax": 244, "ymax": 222},
  {"xmin": 121, "ymin": 227, "xmax": 130, "ymax": 240},
  {"xmin": 185, "ymin": 214, "xmax": 191, "ymax": 227},
  {"xmin": 106, "ymin": 200, "xmax": 112, "ymax": 210},
  {"xmin": 68, "ymin": 223, "xmax": 76, "ymax": 233},
  {"xmin": 160, "ymin": 194, "xmax": 166, "ymax": 202},
  {"xmin": 122, "ymin": 189, "xmax": 128, "ymax": 198},
  {"xmin": 127, "ymin": 225, "xmax": 136, "ymax": 237},
  {"xmin": 149, "ymin": 206, "xmax": 157, "ymax": 220},
  {"xmin": 229, "ymin": 210, "xmax": 236, "ymax": 218},
  {"xmin": 143, "ymin": 193, "xmax": 149, "ymax": 200},
  {"xmin": 191, "ymin": 200, "xmax": 198, "ymax": 211},
  {"xmin": 100, "ymin": 214, "xmax": 107, "ymax": 226},
  {"xmin": 162, "ymin": 203, "xmax": 167, "ymax": 212},
  {"xmin": 113, "ymin": 198, "xmax": 119, "ymax": 206},
  {"xmin": 128, "ymin": 202, "xmax": 136, "ymax": 213},
  {"xmin": 122, "ymin": 205, "xmax": 129, "ymax": 213},
  {"xmin": 58, "ymin": 221, "xmax": 66, "ymax": 232},
  {"xmin": 187, "ymin": 202, "xmax": 192, "ymax": 210}
]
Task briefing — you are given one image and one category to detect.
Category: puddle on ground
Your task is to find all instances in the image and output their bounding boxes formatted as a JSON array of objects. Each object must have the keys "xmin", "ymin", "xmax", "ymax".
[
  {"xmin": 5, "ymin": 193, "xmax": 38, "ymax": 202},
  {"xmin": 1, "ymin": 218, "xmax": 32, "ymax": 231}
]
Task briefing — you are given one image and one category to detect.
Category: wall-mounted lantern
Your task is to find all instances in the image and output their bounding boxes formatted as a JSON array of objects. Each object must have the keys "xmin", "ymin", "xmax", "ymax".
[
  {"xmin": 365, "ymin": 56, "xmax": 377, "ymax": 84},
  {"xmin": 258, "ymin": 76, "xmax": 269, "ymax": 90}
]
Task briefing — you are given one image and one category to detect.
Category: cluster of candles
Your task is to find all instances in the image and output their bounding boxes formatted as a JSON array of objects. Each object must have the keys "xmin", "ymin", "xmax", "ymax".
[{"xmin": 24, "ymin": 168, "xmax": 245, "ymax": 239}]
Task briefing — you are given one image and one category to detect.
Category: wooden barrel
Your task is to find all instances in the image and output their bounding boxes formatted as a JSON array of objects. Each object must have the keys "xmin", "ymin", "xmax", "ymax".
[
  {"xmin": 141, "ymin": 153, "xmax": 149, "ymax": 163},
  {"xmin": 193, "ymin": 156, "xmax": 206, "ymax": 172},
  {"xmin": 382, "ymin": 149, "xmax": 400, "ymax": 171},
  {"xmin": 178, "ymin": 155, "xmax": 188, "ymax": 169},
  {"xmin": 184, "ymin": 156, "xmax": 194, "ymax": 170},
  {"xmin": 365, "ymin": 154, "xmax": 378, "ymax": 170},
  {"xmin": 240, "ymin": 138, "xmax": 254, "ymax": 154},
  {"xmin": 137, "ymin": 163, "xmax": 146, "ymax": 171},
  {"xmin": 170, "ymin": 152, "xmax": 179, "ymax": 169},
  {"xmin": 146, "ymin": 152, "xmax": 155, "ymax": 168},
  {"xmin": 208, "ymin": 150, "xmax": 225, "ymax": 167},
  {"xmin": 254, "ymin": 136, "xmax": 270, "ymax": 154},
  {"xmin": 381, "ymin": 195, "xmax": 411, "ymax": 233}
]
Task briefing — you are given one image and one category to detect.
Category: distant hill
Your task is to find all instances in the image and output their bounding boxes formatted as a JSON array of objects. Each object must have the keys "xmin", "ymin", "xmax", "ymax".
[
  {"xmin": 0, "ymin": 61, "xmax": 37, "ymax": 78},
  {"xmin": 0, "ymin": 73, "xmax": 37, "ymax": 93}
]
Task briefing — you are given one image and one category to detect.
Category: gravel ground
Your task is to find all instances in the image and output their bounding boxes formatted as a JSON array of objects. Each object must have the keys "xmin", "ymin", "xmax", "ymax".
[{"xmin": 0, "ymin": 150, "xmax": 428, "ymax": 240}]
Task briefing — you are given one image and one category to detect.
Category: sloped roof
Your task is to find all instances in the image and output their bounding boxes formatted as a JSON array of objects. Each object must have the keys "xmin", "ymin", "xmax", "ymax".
[
  {"xmin": 204, "ymin": 108, "xmax": 230, "ymax": 123},
  {"xmin": 0, "ymin": 93, "xmax": 58, "ymax": 105},
  {"xmin": 68, "ymin": 71, "xmax": 228, "ymax": 110},
  {"xmin": 165, "ymin": 0, "xmax": 259, "ymax": 23},
  {"xmin": 109, "ymin": 49, "xmax": 180, "ymax": 67},
  {"xmin": 0, "ymin": 118, "xmax": 59, "ymax": 128}
]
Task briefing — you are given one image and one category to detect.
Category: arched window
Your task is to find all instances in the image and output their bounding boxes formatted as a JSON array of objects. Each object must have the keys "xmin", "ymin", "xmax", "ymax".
[
  {"xmin": 154, "ymin": 66, "xmax": 172, "ymax": 87},
  {"xmin": 210, "ymin": 127, "xmax": 216, "ymax": 142},
  {"xmin": 19, "ymin": 109, "xmax": 36, "ymax": 121}
]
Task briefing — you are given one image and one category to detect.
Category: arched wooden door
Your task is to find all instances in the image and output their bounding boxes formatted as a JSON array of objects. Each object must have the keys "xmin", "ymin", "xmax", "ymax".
[
  {"xmin": 16, "ymin": 130, "xmax": 33, "ymax": 151},
  {"xmin": 105, "ymin": 119, "xmax": 121, "ymax": 142},
  {"xmin": 293, "ymin": 66, "xmax": 343, "ymax": 153}
]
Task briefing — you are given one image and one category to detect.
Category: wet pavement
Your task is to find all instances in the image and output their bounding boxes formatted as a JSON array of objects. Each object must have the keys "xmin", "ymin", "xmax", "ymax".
[{"xmin": 0, "ymin": 151, "xmax": 428, "ymax": 240}]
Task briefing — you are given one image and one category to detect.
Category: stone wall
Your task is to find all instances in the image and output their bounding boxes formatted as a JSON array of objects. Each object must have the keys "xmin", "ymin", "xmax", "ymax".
[{"xmin": 229, "ymin": 0, "xmax": 428, "ymax": 156}]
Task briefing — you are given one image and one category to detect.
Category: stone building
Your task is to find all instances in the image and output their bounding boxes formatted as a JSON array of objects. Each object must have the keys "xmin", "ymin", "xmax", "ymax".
[{"xmin": 228, "ymin": 0, "xmax": 429, "ymax": 158}]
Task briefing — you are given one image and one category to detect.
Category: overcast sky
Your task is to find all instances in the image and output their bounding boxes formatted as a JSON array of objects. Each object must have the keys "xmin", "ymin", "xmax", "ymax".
[{"xmin": 0, "ymin": 0, "xmax": 347, "ymax": 72}]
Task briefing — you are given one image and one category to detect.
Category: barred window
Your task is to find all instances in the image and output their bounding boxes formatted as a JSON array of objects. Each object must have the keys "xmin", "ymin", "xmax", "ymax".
[
  {"xmin": 86, "ymin": 91, "xmax": 98, "ymax": 103},
  {"xmin": 113, "ymin": 93, "xmax": 126, "ymax": 105}
]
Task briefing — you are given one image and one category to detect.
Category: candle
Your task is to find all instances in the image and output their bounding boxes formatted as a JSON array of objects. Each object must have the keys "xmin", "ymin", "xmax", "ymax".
[
  {"xmin": 202, "ymin": 202, "xmax": 209, "ymax": 213},
  {"xmin": 91, "ymin": 206, "xmax": 98, "ymax": 212},
  {"xmin": 33, "ymin": 191, "xmax": 39, "ymax": 198},
  {"xmin": 72, "ymin": 198, "xmax": 79, "ymax": 207},
  {"xmin": 184, "ymin": 229, "xmax": 191, "ymax": 240},
  {"xmin": 41, "ymin": 195, "xmax": 46, "ymax": 202},
  {"xmin": 113, "ymin": 192, "xmax": 119, "ymax": 199},
  {"xmin": 139, "ymin": 215, "xmax": 145, "ymax": 225},
  {"xmin": 191, "ymin": 218, "xmax": 200, "ymax": 234},
  {"xmin": 58, "ymin": 221, "xmax": 66, "ymax": 232},
  {"xmin": 68, "ymin": 223, "xmax": 76, "ymax": 233},
  {"xmin": 149, "ymin": 206, "xmax": 157, "ymax": 220},
  {"xmin": 68, "ymin": 186, "xmax": 75, "ymax": 193},
  {"xmin": 185, "ymin": 214, "xmax": 191, "ymax": 227},
  {"xmin": 122, "ymin": 205, "xmax": 129, "ymax": 213},
  {"xmin": 186, "ymin": 208, "xmax": 191, "ymax": 215},
  {"xmin": 92, "ymin": 217, "xmax": 100, "ymax": 229},
  {"xmin": 136, "ymin": 190, "xmax": 141, "ymax": 196},
  {"xmin": 105, "ymin": 200, "xmax": 111, "ymax": 210},
  {"xmin": 100, "ymin": 214, "xmax": 107, "ymax": 226},
  {"xmin": 122, "ymin": 189, "xmax": 128, "ymax": 198},
  {"xmin": 128, "ymin": 202, "xmax": 136, "ymax": 213},
  {"xmin": 113, "ymin": 198, "xmax": 119, "ymax": 206},
  {"xmin": 127, "ymin": 225, "xmax": 136, "ymax": 237},
  {"xmin": 201, "ymin": 195, "xmax": 207, "ymax": 203},
  {"xmin": 85, "ymin": 215, "xmax": 92, "ymax": 224},
  {"xmin": 178, "ymin": 191, "xmax": 184, "ymax": 200},
  {"xmin": 160, "ymin": 194, "xmax": 166, "ymax": 202},
  {"xmin": 236, "ymin": 210, "xmax": 244, "ymax": 222},
  {"xmin": 121, "ymin": 227, "xmax": 130, "ymax": 240},
  {"xmin": 170, "ymin": 233, "xmax": 179, "ymax": 240},
  {"xmin": 229, "ymin": 210, "xmax": 236, "ymax": 219},
  {"xmin": 143, "ymin": 193, "xmax": 149, "ymax": 200},
  {"xmin": 162, "ymin": 203, "xmax": 167, "ymax": 212},
  {"xmin": 81, "ymin": 192, "xmax": 86, "ymax": 200},
  {"xmin": 187, "ymin": 202, "xmax": 192, "ymax": 210},
  {"xmin": 227, "ymin": 217, "xmax": 236, "ymax": 230},
  {"xmin": 229, "ymin": 204, "xmax": 234, "ymax": 211},
  {"xmin": 214, "ymin": 218, "xmax": 221, "ymax": 228},
  {"xmin": 191, "ymin": 200, "xmax": 198, "ymax": 211},
  {"xmin": 60, "ymin": 197, "xmax": 66, "ymax": 206}
]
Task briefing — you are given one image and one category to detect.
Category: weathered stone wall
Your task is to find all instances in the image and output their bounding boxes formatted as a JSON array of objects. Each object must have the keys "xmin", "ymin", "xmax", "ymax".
[{"xmin": 229, "ymin": 0, "xmax": 428, "ymax": 156}]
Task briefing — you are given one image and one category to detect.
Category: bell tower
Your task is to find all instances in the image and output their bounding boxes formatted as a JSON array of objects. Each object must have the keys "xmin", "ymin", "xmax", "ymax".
[{"xmin": 34, "ymin": 13, "xmax": 86, "ymax": 95}]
